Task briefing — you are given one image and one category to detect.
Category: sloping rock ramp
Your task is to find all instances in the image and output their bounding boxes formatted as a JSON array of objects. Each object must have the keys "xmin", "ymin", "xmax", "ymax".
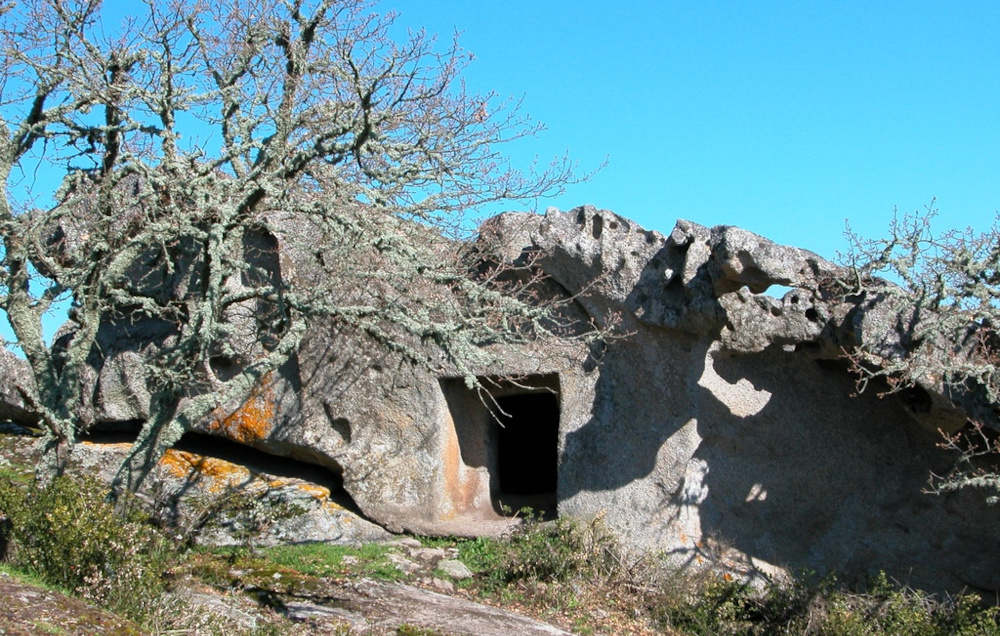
[{"xmin": 284, "ymin": 578, "xmax": 572, "ymax": 635}]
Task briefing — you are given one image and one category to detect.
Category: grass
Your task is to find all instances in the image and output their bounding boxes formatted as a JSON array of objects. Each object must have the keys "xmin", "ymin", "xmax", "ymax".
[
  {"xmin": 264, "ymin": 542, "xmax": 403, "ymax": 580},
  {"xmin": 0, "ymin": 463, "xmax": 33, "ymax": 484},
  {"xmin": 0, "ymin": 563, "xmax": 74, "ymax": 596},
  {"xmin": 0, "ymin": 436, "xmax": 37, "ymax": 484},
  {"xmin": 395, "ymin": 625, "xmax": 449, "ymax": 636}
]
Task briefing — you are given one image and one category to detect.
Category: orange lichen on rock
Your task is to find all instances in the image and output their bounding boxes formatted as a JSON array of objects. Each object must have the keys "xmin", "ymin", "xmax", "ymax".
[
  {"xmin": 292, "ymin": 482, "xmax": 345, "ymax": 511},
  {"xmin": 159, "ymin": 448, "xmax": 251, "ymax": 492},
  {"xmin": 324, "ymin": 500, "xmax": 345, "ymax": 513},
  {"xmin": 207, "ymin": 373, "xmax": 276, "ymax": 444},
  {"xmin": 276, "ymin": 480, "xmax": 344, "ymax": 510},
  {"xmin": 295, "ymin": 483, "xmax": 331, "ymax": 500}
]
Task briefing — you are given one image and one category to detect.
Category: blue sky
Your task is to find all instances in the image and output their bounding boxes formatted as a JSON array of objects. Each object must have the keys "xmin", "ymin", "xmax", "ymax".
[{"xmin": 386, "ymin": 0, "xmax": 1000, "ymax": 261}]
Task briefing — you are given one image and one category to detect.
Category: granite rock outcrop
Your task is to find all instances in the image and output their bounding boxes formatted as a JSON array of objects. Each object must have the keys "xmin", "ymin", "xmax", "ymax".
[{"xmin": 2, "ymin": 205, "xmax": 998, "ymax": 595}]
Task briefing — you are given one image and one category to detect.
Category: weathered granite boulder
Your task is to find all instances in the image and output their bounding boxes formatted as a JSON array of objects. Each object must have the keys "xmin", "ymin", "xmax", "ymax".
[
  {"xmin": 29, "ymin": 203, "xmax": 1000, "ymax": 596},
  {"xmin": 73, "ymin": 436, "xmax": 391, "ymax": 547},
  {"xmin": 0, "ymin": 350, "xmax": 37, "ymax": 426},
  {"xmin": 491, "ymin": 206, "xmax": 1000, "ymax": 595}
]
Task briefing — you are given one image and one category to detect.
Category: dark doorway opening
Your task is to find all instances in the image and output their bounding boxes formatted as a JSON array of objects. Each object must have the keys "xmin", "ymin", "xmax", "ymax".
[
  {"xmin": 495, "ymin": 392, "xmax": 559, "ymax": 501},
  {"xmin": 439, "ymin": 373, "xmax": 561, "ymax": 521}
]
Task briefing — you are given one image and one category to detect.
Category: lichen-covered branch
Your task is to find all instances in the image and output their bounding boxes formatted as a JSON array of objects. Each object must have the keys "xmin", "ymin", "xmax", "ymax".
[{"xmin": 846, "ymin": 201, "xmax": 1000, "ymax": 499}]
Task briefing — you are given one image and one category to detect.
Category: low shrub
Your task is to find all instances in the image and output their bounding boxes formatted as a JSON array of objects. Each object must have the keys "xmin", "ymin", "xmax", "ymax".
[
  {"xmin": 0, "ymin": 474, "xmax": 168, "ymax": 621},
  {"xmin": 813, "ymin": 572, "xmax": 1000, "ymax": 636},
  {"xmin": 467, "ymin": 510, "xmax": 623, "ymax": 588},
  {"xmin": 456, "ymin": 512, "xmax": 1000, "ymax": 635},
  {"xmin": 653, "ymin": 575, "xmax": 818, "ymax": 636},
  {"xmin": 653, "ymin": 570, "xmax": 1000, "ymax": 636}
]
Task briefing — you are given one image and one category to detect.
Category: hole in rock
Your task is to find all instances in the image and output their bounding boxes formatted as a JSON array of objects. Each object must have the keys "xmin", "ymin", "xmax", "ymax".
[
  {"xmin": 764, "ymin": 284, "xmax": 796, "ymax": 299},
  {"xmin": 494, "ymin": 392, "xmax": 559, "ymax": 517},
  {"xmin": 591, "ymin": 214, "xmax": 604, "ymax": 240},
  {"xmin": 495, "ymin": 393, "xmax": 559, "ymax": 495}
]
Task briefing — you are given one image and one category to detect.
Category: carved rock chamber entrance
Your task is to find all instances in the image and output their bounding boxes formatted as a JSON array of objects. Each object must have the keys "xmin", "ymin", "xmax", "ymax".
[{"xmin": 439, "ymin": 375, "xmax": 561, "ymax": 523}]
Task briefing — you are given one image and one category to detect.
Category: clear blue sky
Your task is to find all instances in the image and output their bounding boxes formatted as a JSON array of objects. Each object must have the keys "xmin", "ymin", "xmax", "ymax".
[{"xmin": 385, "ymin": 0, "xmax": 1000, "ymax": 261}]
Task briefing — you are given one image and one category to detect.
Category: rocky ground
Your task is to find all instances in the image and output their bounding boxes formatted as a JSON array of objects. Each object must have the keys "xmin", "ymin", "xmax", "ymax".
[
  {"xmin": 5, "ymin": 427, "xmax": 994, "ymax": 636},
  {"xmin": 0, "ymin": 561, "xmax": 577, "ymax": 636},
  {"xmin": 0, "ymin": 430, "xmax": 612, "ymax": 635},
  {"xmin": 0, "ymin": 570, "xmax": 145, "ymax": 635}
]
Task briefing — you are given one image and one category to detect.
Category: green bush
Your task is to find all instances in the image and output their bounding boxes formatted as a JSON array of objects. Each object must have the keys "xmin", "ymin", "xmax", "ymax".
[
  {"xmin": 653, "ymin": 570, "xmax": 1000, "ymax": 636},
  {"xmin": 651, "ymin": 575, "xmax": 804, "ymax": 636},
  {"xmin": 816, "ymin": 573, "xmax": 1000, "ymax": 636},
  {"xmin": 461, "ymin": 510, "xmax": 622, "ymax": 588},
  {"xmin": 0, "ymin": 475, "xmax": 167, "ymax": 621}
]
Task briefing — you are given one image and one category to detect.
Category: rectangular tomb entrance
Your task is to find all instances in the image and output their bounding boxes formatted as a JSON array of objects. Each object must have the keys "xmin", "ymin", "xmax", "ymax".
[{"xmin": 439, "ymin": 375, "xmax": 561, "ymax": 521}]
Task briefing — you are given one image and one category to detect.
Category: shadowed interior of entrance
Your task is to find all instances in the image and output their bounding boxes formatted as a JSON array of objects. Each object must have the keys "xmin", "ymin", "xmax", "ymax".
[{"xmin": 496, "ymin": 393, "xmax": 559, "ymax": 496}]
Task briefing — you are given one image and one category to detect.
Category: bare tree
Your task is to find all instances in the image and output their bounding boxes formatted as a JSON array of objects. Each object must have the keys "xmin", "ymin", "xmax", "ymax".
[
  {"xmin": 844, "ymin": 201, "xmax": 1000, "ymax": 499},
  {"xmin": 0, "ymin": 0, "xmax": 592, "ymax": 494}
]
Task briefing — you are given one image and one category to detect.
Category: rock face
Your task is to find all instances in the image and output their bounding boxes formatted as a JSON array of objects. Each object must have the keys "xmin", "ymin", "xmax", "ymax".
[
  {"xmin": 0, "ymin": 350, "xmax": 38, "ymax": 426},
  {"xmin": 9, "ymin": 204, "xmax": 1000, "ymax": 596},
  {"xmin": 487, "ymin": 207, "xmax": 1000, "ymax": 595}
]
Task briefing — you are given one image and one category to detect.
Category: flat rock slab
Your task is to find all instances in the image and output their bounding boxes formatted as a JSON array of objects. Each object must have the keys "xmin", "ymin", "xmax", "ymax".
[{"xmin": 285, "ymin": 578, "xmax": 572, "ymax": 636}]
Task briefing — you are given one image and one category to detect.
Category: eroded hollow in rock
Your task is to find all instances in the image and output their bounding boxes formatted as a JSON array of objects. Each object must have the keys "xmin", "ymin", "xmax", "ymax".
[
  {"xmin": 177, "ymin": 433, "xmax": 349, "ymax": 495},
  {"xmin": 81, "ymin": 429, "xmax": 360, "ymax": 515}
]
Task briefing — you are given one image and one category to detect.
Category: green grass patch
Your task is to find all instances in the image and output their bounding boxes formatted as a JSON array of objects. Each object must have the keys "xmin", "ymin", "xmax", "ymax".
[
  {"xmin": 415, "ymin": 535, "xmax": 458, "ymax": 549},
  {"xmin": 263, "ymin": 542, "xmax": 403, "ymax": 580},
  {"xmin": 191, "ymin": 541, "xmax": 407, "ymax": 586},
  {"xmin": 0, "ymin": 463, "xmax": 33, "ymax": 484},
  {"xmin": 455, "ymin": 536, "xmax": 504, "ymax": 577},
  {"xmin": 30, "ymin": 621, "xmax": 69, "ymax": 635},
  {"xmin": 395, "ymin": 624, "xmax": 449, "ymax": 635}
]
